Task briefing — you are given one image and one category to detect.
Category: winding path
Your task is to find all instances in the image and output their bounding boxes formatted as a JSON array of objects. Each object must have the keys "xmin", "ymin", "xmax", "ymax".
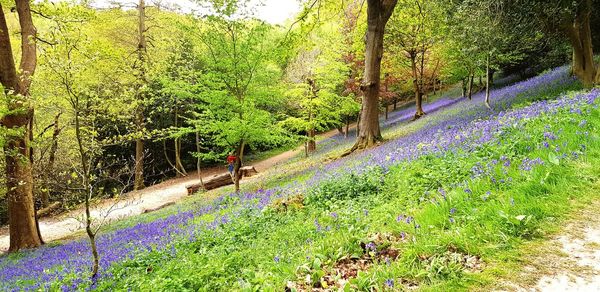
[{"xmin": 0, "ymin": 123, "xmax": 350, "ymax": 253}]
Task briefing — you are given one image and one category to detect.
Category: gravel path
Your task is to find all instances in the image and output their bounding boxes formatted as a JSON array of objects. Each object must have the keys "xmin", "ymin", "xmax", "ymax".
[
  {"xmin": 0, "ymin": 139, "xmax": 310, "ymax": 253},
  {"xmin": 501, "ymin": 198, "xmax": 600, "ymax": 292}
]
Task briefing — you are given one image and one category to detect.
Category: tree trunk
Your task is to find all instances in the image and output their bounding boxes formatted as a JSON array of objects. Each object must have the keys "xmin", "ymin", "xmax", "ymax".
[
  {"xmin": 133, "ymin": 0, "xmax": 147, "ymax": 190},
  {"xmin": 195, "ymin": 131, "xmax": 204, "ymax": 189},
  {"xmin": 233, "ymin": 140, "xmax": 245, "ymax": 192},
  {"xmin": 174, "ymin": 138, "xmax": 186, "ymax": 176},
  {"xmin": 393, "ymin": 96, "xmax": 397, "ymax": 110},
  {"xmin": 355, "ymin": 106, "xmax": 361, "ymax": 138},
  {"xmin": 566, "ymin": 0, "xmax": 597, "ymax": 86},
  {"xmin": 307, "ymin": 78, "xmax": 317, "ymax": 153},
  {"xmin": 307, "ymin": 129, "xmax": 316, "ymax": 152},
  {"xmin": 74, "ymin": 108, "xmax": 99, "ymax": 279},
  {"xmin": 351, "ymin": 0, "xmax": 397, "ymax": 151},
  {"xmin": 410, "ymin": 52, "xmax": 425, "ymax": 119},
  {"xmin": 468, "ymin": 73, "xmax": 474, "ymax": 100},
  {"xmin": 461, "ymin": 79, "xmax": 467, "ymax": 98},
  {"xmin": 345, "ymin": 118, "xmax": 350, "ymax": 139},
  {"xmin": 385, "ymin": 104, "xmax": 389, "ymax": 120},
  {"xmin": 1, "ymin": 1, "xmax": 43, "ymax": 252},
  {"xmin": 485, "ymin": 54, "xmax": 491, "ymax": 109},
  {"xmin": 40, "ymin": 112, "xmax": 62, "ymax": 207}
]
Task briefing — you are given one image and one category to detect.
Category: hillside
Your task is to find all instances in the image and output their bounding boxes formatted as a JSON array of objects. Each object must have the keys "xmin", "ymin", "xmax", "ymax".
[{"xmin": 2, "ymin": 67, "xmax": 600, "ymax": 290}]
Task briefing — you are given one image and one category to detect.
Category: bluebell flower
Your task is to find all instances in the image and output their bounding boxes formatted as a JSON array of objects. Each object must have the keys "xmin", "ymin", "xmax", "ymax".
[{"xmin": 385, "ymin": 279, "xmax": 394, "ymax": 288}]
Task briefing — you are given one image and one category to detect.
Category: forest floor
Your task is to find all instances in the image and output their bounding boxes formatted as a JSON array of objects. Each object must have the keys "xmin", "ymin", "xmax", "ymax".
[{"xmin": 0, "ymin": 119, "xmax": 351, "ymax": 253}]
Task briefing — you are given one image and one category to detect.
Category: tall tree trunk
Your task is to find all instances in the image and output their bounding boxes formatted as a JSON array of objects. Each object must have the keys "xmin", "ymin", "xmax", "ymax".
[
  {"xmin": 74, "ymin": 109, "xmax": 99, "ymax": 279},
  {"xmin": 410, "ymin": 52, "xmax": 425, "ymax": 119},
  {"xmin": 468, "ymin": 73, "xmax": 474, "ymax": 100},
  {"xmin": 233, "ymin": 140, "xmax": 245, "ymax": 192},
  {"xmin": 461, "ymin": 78, "xmax": 467, "ymax": 98},
  {"xmin": 355, "ymin": 106, "xmax": 362, "ymax": 138},
  {"xmin": 134, "ymin": 0, "xmax": 147, "ymax": 190},
  {"xmin": 345, "ymin": 117, "xmax": 350, "ymax": 139},
  {"xmin": 307, "ymin": 78, "xmax": 317, "ymax": 153},
  {"xmin": 307, "ymin": 129, "xmax": 316, "ymax": 152},
  {"xmin": 565, "ymin": 0, "xmax": 597, "ymax": 86},
  {"xmin": 195, "ymin": 132, "xmax": 204, "ymax": 189},
  {"xmin": 351, "ymin": 0, "xmax": 397, "ymax": 151},
  {"xmin": 393, "ymin": 96, "xmax": 397, "ymax": 110},
  {"xmin": 485, "ymin": 54, "xmax": 492, "ymax": 109},
  {"xmin": 385, "ymin": 104, "xmax": 389, "ymax": 120},
  {"xmin": 174, "ymin": 138, "xmax": 186, "ymax": 176},
  {"xmin": 173, "ymin": 108, "xmax": 187, "ymax": 176},
  {"xmin": 41, "ymin": 112, "xmax": 62, "ymax": 207},
  {"xmin": 0, "ymin": 1, "xmax": 43, "ymax": 252}
]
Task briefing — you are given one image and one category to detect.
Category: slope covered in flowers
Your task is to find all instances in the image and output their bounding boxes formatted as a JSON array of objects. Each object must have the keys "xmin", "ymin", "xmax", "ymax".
[{"xmin": 1, "ymin": 67, "xmax": 599, "ymax": 290}]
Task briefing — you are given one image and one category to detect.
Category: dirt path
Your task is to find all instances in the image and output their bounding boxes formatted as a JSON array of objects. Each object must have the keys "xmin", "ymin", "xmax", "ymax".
[
  {"xmin": 499, "ymin": 199, "xmax": 600, "ymax": 291},
  {"xmin": 0, "ymin": 123, "xmax": 354, "ymax": 253}
]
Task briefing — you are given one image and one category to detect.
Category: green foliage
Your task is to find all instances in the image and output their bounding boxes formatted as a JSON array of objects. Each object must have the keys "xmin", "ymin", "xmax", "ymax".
[{"xmin": 305, "ymin": 167, "xmax": 384, "ymax": 208}]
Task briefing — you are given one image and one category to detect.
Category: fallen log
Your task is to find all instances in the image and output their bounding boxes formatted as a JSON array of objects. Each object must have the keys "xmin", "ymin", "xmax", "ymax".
[
  {"xmin": 240, "ymin": 166, "xmax": 258, "ymax": 177},
  {"xmin": 185, "ymin": 166, "xmax": 259, "ymax": 195},
  {"xmin": 142, "ymin": 202, "xmax": 175, "ymax": 214},
  {"xmin": 36, "ymin": 201, "xmax": 61, "ymax": 218}
]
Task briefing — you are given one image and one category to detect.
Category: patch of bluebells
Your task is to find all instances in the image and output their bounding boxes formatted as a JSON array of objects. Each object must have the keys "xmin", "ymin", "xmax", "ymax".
[
  {"xmin": 1, "ymin": 67, "xmax": 598, "ymax": 290},
  {"xmin": 519, "ymin": 157, "xmax": 545, "ymax": 171}
]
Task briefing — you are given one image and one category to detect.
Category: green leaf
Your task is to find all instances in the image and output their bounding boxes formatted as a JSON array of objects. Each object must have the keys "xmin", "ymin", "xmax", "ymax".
[{"xmin": 548, "ymin": 152, "xmax": 560, "ymax": 165}]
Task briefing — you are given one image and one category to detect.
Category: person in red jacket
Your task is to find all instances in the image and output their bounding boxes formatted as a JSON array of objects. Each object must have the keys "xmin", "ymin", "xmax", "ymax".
[{"xmin": 227, "ymin": 152, "xmax": 236, "ymax": 176}]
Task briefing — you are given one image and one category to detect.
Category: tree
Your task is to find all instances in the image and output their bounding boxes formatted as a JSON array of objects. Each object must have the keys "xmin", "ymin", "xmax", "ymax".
[
  {"xmin": 387, "ymin": 0, "xmax": 442, "ymax": 119},
  {"xmin": 283, "ymin": 46, "xmax": 357, "ymax": 155},
  {"xmin": 198, "ymin": 9, "xmax": 285, "ymax": 192},
  {"xmin": 351, "ymin": 0, "xmax": 397, "ymax": 150},
  {"xmin": 0, "ymin": 0, "xmax": 43, "ymax": 251},
  {"xmin": 562, "ymin": 0, "xmax": 598, "ymax": 85},
  {"xmin": 503, "ymin": 0, "xmax": 599, "ymax": 86},
  {"xmin": 133, "ymin": 0, "xmax": 148, "ymax": 190},
  {"xmin": 39, "ymin": 3, "xmax": 136, "ymax": 276}
]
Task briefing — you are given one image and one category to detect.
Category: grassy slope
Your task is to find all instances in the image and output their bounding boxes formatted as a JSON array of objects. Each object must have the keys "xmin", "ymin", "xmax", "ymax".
[
  {"xmin": 2, "ymin": 69, "xmax": 599, "ymax": 291},
  {"xmin": 101, "ymin": 76, "xmax": 599, "ymax": 290}
]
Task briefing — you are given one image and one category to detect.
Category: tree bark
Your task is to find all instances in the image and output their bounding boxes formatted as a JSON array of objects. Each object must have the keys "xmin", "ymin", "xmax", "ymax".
[
  {"xmin": 0, "ymin": 1, "xmax": 43, "ymax": 252},
  {"xmin": 351, "ymin": 0, "xmax": 397, "ymax": 151},
  {"xmin": 195, "ymin": 131, "xmax": 204, "ymax": 189},
  {"xmin": 233, "ymin": 140, "xmax": 246, "ymax": 192},
  {"xmin": 565, "ymin": 0, "xmax": 596, "ymax": 86},
  {"xmin": 173, "ymin": 109, "xmax": 187, "ymax": 177},
  {"xmin": 468, "ymin": 73, "xmax": 474, "ymax": 100},
  {"xmin": 461, "ymin": 79, "xmax": 467, "ymax": 98},
  {"xmin": 485, "ymin": 54, "xmax": 491, "ymax": 109},
  {"xmin": 307, "ymin": 78, "xmax": 317, "ymax": 153},
  {"xmin": 41, "ymin": 112, "xmax": 62, "ymax": 207},
  {"xmin": 410, "ymin": 52, "xmax": 425, "ymax": 119},
  {"xmin": 385, "ymin": 104, "xmax": 389, "ymax": 120},
  {"xmin": 345, "ymin": 118, "xmax": 350, "ymax": 138},
  {"xmin": 133, "ymin": 0, "xmax": 147, "ymax": 190},
  {"xmin": 307, "ymin": 129, "xmax": 316, "ymax": 152},
  {"xmin": 74, "ymin": 107, "xmax": 99, "ymax": 279}
]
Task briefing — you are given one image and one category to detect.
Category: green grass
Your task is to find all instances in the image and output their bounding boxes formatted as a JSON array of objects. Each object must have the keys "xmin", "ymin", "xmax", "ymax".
[{"xmin": 80, "ymin": 86, "xmax": 600, "ymax": 291}]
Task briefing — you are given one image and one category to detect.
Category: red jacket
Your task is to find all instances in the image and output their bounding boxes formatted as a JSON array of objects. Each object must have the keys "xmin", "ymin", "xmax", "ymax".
[{"xmin": 227, "ymin": 155, "xmax": 236, "ymax": 164}]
